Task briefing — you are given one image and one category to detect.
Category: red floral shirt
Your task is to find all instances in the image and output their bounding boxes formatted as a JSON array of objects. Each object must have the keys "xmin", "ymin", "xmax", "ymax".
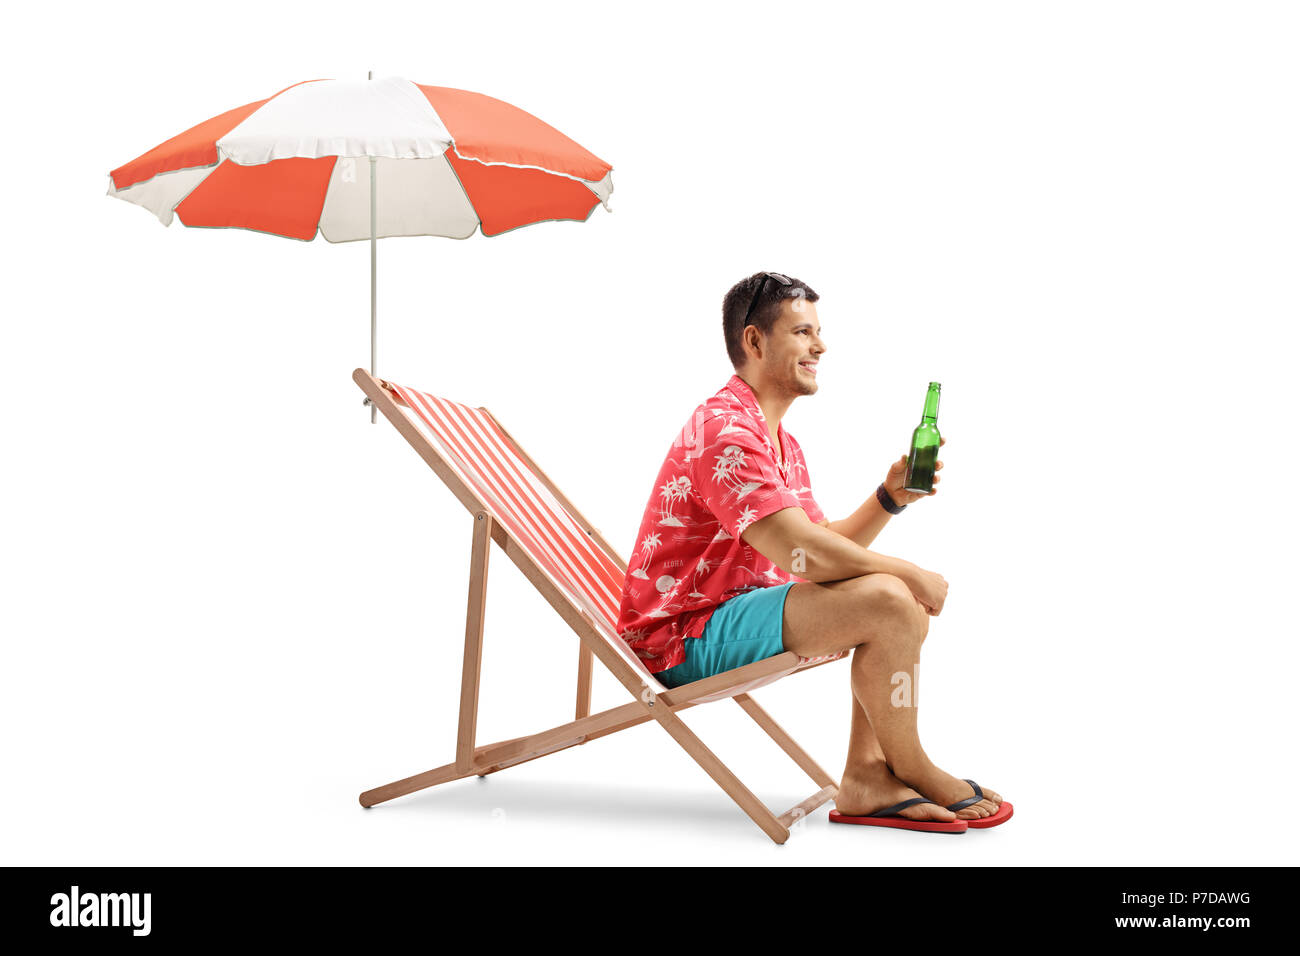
[{"xmin": 616, "ymin": 374, "xmax": 825, "ymax": 673}]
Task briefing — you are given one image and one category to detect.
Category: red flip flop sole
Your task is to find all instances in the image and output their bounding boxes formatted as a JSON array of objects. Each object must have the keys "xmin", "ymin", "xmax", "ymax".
[
  {"xmin": 828, "ymin": 809, "xmax": 968, "ymax": 833},
  {"xmin": 964, "ymin": 801, "xmax": 1013, "ymax": 829}
]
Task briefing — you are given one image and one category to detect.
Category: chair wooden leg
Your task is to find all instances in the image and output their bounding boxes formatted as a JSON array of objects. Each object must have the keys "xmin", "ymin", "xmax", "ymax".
[
  {"xmin": 576, "ymin": 644, "xmax": 593, "ymax": 720},
  {"xmin": 455, "ymin": 512, "xmax": 492, "ymax": 774},
  {"xmin": 360, "ymin": 759, "xmax": 481, "ymax": 807},
  {"xmin": 646, "ymin": 704, "xmax": 790, "ymax": 844},
  {"xmin": 361, "ymin": 701, "xmax": 648, "ymax": 807}
]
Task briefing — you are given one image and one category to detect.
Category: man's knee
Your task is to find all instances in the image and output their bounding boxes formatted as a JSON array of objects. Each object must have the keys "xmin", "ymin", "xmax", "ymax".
[
  {"xmin": 844, "ymin": 573, "xmax": 915, "ymax": 617},
  {"xmin": 839, "ymin": 573, "xmax": 925, "ymax": 645},
  {"xmin": 785, "ymin": 573, "xmax": 922, "ymax": 658}
]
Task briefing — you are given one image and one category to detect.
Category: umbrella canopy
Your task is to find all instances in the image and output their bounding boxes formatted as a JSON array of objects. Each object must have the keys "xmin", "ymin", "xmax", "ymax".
[
  {"xmin": 108, "ymin": 76, "xmax": 613, "ymax": 240},
  {"xmin": 107, "ymin": 75, "xmax": 613, "ymax": 419}
]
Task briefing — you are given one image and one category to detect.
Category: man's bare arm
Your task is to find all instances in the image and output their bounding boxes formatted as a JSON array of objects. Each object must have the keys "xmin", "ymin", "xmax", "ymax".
[
  {"xmin": 747, "ymin": 507, "xmax": 947, "ymax": 613},
  {"xmin": 819, "ymin": 495, "xmax": 893, "ymax": 549},
  {"xmin": 747, "ymin": 507, "xmax": 906, "ymax": 582}
]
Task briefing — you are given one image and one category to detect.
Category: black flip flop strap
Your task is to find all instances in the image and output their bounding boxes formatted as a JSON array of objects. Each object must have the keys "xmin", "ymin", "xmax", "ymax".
[
  {"xmin": 869, "ymin": 796, "xmax": 938, "ymax": 818},
  {"xmin": 946, "ymin": 779, "xmax": 985, "ymax": 813}
]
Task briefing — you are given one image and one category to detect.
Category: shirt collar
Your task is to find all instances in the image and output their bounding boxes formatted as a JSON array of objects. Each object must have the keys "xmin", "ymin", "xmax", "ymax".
[
  {"xmin": 724, "ymin": 374, "xmax": 765, "ymax": 422},
  {"xmin": 723, "ymin": 374, "xmax": 787, "ymax": 459}
]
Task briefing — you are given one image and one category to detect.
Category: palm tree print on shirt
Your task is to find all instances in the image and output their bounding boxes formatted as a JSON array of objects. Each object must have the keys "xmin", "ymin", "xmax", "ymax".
[
  {"xmin": 712, "ymin": 446, "xmax": 761, "ymax": 502},
  {"xmin": 735, "ymin": 505, "xmax": 760, "ymax": 535},
  {"xmin": 687, "ymin": 557, "xmax": 713, "ymax": 598},
  {"xmin": 658, "ymin": 475, "xmax": 693, "ymax": 527},
  {"xmin": 630, "ymin": 532, "xmax": 662, "ymax": 580}
]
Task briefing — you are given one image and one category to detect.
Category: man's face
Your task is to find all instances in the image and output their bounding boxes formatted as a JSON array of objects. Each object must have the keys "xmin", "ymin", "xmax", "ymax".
[{"xmin": 744, "ymin": 300, "xmax": 826, "ymax": 396}]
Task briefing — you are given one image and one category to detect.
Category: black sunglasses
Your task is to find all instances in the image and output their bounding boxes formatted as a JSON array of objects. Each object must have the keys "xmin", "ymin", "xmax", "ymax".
[{"xmin": 742, "ymin": 272, "xmax": 793, "ymax": 328}]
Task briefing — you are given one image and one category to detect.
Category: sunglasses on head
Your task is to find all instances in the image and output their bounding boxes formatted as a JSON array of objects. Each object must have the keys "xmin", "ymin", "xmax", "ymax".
[{"xmin": 742, "ymin": 272, "xmax": 793, "ymax": 328}]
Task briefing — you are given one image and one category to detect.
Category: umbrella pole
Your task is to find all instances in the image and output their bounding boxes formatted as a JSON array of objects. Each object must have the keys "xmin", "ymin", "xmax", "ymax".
[
  {"xmin": 369, "ymin": 156, "xmax": 377, "ymax": 423},
  {"xmin": 368, "ymin": 70, "xmax": 378, "ymax": 424}
]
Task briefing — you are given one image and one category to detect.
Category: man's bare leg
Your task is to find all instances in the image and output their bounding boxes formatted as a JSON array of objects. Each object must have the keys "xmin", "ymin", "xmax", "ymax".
[{"xmin": 783, "ymin": 574, "xmax": 1003, "ymax": 821}]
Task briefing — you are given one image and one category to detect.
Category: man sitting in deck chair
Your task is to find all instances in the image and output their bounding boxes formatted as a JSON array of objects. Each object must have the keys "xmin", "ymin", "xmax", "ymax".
[{"xmin": 616, "ymin": 271, "xmax": 1011, "ymax": 831}]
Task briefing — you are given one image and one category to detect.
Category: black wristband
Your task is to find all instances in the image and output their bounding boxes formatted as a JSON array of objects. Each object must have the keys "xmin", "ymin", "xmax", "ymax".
[{"xmin": 876, "ymin": 484, "xmax": 907, "ymax": 515}]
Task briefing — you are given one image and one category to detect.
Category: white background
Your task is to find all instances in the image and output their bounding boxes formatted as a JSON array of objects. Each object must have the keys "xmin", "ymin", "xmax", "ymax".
[{"xmin": 4, "ymin": 0, "xmax": 1297, "ymax": 866}]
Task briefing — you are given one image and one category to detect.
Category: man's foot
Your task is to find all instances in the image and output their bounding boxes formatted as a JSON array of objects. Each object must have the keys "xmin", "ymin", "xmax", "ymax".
[
  {"xmin": 898, "ymin": 765, "xmax": 1004, "ymax": 821},
  {"xmin": 835, "ymin": 762, "xmax": 958, "ymax": 823}
]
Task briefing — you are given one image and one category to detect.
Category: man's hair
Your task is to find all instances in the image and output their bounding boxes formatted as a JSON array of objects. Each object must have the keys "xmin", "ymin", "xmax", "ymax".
[{"xmin": 722, "ymin": 272, "xmax": 820, "ymax": 369}]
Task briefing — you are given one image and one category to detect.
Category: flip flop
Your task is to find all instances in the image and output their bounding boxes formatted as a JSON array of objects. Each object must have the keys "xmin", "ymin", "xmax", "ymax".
[
  {"xmin": 829, "ymin": 797, "xmax": 969, "ymax": 833},
  {"xmin": 947, "ymin": 779, "xmax": 1013, "ymax": 829}
]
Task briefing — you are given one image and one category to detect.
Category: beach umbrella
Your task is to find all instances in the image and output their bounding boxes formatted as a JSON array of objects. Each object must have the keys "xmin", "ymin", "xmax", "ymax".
[{"xmin": 107, "ymin": 74, "xmax": 614, "ymax": 419}]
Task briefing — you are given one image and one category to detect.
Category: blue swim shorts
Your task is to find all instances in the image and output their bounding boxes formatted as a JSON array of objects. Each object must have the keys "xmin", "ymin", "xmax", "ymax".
[{"xmin": 656, "ymin": 582, "xmax": 795, "ymax": 689}]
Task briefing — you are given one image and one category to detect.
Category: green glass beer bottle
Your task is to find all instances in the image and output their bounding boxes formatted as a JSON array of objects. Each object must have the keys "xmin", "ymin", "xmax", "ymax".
[{"xmin": 904, "ymin": 382, "xmax": 942, "ymax": 494}]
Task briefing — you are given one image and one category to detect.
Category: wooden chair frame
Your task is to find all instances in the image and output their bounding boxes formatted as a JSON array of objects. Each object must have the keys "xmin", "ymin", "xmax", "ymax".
[{"xmin": 353, "ymin": 368, "xmax": 843, "ymax": 844}]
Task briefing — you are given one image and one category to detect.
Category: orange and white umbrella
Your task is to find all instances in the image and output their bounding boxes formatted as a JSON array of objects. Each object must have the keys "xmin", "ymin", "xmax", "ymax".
[{"xmin": 107, "ymin": 75, "xmax": 613, "ymax": 414}]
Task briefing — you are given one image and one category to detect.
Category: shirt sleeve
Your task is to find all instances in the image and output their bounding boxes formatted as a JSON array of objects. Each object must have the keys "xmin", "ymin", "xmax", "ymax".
[
  {"xmin": 800, "ymin": 489, "xmax": 826, "ymax": 526},
  {"xmin": 786, "ymin": 435, "xmax": 825, "ymax": 525},
  {"xmin": 689, "ymin": 420, "xmax": 807, "ymax": 538}
]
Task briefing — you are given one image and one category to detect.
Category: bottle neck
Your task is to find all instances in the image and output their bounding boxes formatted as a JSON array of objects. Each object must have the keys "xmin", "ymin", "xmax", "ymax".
[{"xmin": 921, "ymin": 386, "xmax": 941, "ymax": 423}]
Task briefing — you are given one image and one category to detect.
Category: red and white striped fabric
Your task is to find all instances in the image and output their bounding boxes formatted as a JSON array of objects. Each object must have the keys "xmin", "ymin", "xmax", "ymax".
[
  {"xmin": 108, "ymin": 77, "xmax": 613, "ymax": 241},
  {"xmin": 386, "ymin": 380, "xmax": 846, "ymax": 702}
]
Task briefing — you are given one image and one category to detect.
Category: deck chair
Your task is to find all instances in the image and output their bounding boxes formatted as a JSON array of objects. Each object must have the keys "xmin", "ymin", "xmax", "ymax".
[{"xmin": 353, "ymin": 368, "xmax": 849, "ymax": 844}]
